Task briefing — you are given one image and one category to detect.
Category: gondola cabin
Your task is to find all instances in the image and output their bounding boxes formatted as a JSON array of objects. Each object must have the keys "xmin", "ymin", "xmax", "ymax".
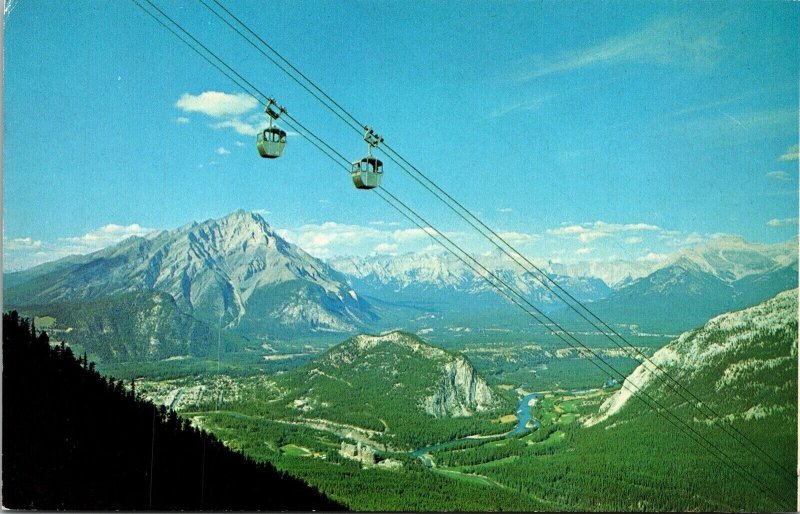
[
  {"xmin": 256, "ymin": 127, "xmax": 287, "ymax": 159},
  {"xmin": 351, "ymin": 156, "xmax": 383, "ymax": 189}
]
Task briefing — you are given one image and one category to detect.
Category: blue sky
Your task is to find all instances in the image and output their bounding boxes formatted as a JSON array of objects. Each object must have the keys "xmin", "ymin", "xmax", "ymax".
[{"xmin": 3, "ymin": 0, "xmax": 798, "ymax": 270}]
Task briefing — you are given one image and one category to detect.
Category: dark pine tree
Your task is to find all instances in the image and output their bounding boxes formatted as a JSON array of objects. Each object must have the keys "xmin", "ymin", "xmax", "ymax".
[{"xmin": 2, "ymin": 311, "xmax": 344, "ymax": 511}]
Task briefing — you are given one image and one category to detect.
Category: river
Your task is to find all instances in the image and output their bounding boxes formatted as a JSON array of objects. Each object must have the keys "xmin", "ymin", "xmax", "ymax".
[
  {"xmin": 411, "ymin": 392, "xmax": 542, "ymax": 466},
  {"xmin": 507, "ymin": 392, "xmax": 542, "ymax": 437}
]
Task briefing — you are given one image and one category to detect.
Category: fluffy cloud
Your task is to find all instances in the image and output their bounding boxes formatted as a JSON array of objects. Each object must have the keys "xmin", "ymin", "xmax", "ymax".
[
  {"xmin": 211, "ymin": 119, "xmax": 260, "ymax": 136},
  {"xmin": 660, "ymin": 231, "xmax": 705, "ymax": 247},
  {"xmin": 3, "ymin": 237, "xmax": 43, "ymax": 250},
  {"xmin": 766, "ymin": 170, "xmax": 791, "ymax": 182},
  {"xmin": 216, "ymin": 147, "xmax": 230, "ymax": 155},
  {"xmin": 636, "ymin": 252, "xmax": 671, "ymax": 263},
  {"xmin": 175, "ymin": 91, "xmax": 258, "ymax": 117},
  {"xmin": 176, "ymin": 116, "xmax": 190, "ymax": 124},
  {"xmin": 4, "ymin": 224, "xmax": 158, "ymax": 271},
  {"xmin": 766, "ymin": 217, "xmax": 798, "ymax": 227},
  {"xmin": 62, "ymin": 224, "xmax": 156, "ymax": 250},
  {"xmin": 546, "ymin": 221, "xmax": 661, "ymax": 243},
  {"xmin": 497, "ymin": 231, "xmax": 539, "ymax": 245},
  {"xmin": 373, "ymin": 242, "xmax": 399, "ymax": 254},
  {"xmin": 496, "ymin": 207, "xmax": 513, "ymax": 213},
  {"xmin": 778, "ymin": 144, "xmax": 799, "ymax": 161},
  {"xmin": 278, "ymin": 222, "xmax": 459, "ymax": 259}
]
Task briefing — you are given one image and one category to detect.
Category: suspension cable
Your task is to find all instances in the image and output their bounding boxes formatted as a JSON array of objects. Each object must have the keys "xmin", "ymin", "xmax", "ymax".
[
  {"xmin": 130, "ymin": 1, "xmax": 793, "ymax": 505},
  {"xmin": 193, "ymin": 0, "xmax": 793, "ymax": 481}
]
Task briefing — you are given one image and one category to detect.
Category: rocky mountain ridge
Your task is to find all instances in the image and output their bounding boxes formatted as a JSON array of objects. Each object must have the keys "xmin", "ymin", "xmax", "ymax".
[
  {"xmin": 589, "ymin": 288, "xmax": 798, "ymax": 426},
  {"xmin": 5, "ymin": 211, "xmax": 376, "ymax": 339}
]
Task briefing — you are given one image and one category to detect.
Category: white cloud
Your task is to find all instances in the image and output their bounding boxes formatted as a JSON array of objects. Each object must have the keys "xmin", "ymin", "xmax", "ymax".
[
  {"xmin": 490, "ymin": 95, "xmax": 554, "ymax": 118},
  {"xmin": 546, "ymin": 221, "xmax": 661, "ymax": 243},
  {"xmin": 766, "ymin": 170, "xmax": 791, "ymax": 182},
  {"xmin": 767, "ymin": 217, "xmax": 798, "ymax": 227},
  {"xmin": 779, "ymin": 144, "xmax": 799, "ymax": 161},
  {"xmin": 515, "ymin": 15, "xmax": 726, "ymax": 81},
  {"xmin": 497, "ymin": 231, "xmax": 539, "ymax": 245},
  {"xmin": 660, "ymin": 231, "xmax": 706, "ymax": 247},
  {"xmin": 4, "ymin": 224, "xmax": 158, "ymax": 271},
  {"xmin": 235, "ymin": 141, "xmax": 245, "ymax": 147},
  {"xmin": 624, "ymin": 236, "xmax": 643, "ymax": 245},
  {"xmin": 636, "ymin": 252, "xmax": 670, "ymax": 263},
  {"xmin": 392, "ymin": 227, "xmax": 437, "ymax": 242},
  {"xmin": 253, "ymin": 209, "xmax": 271, "ymax": 216},
  {"xmin": 3, "ymin": 237, "xmax": 43, "ymax": 250},
  {"xmin": 211, "ymin": 119, "xmax": 260, "ymax": 136},
  {"xmin": 497, "ymin": 207, "xmax": 513, "ymax": 213},
  {"xmin": 216, "ymin": 147, "xmax": 230, "ymax": 155},
  {"xmin": 277, "ymin": 221, "xmax": 460, "ymax": 259},
  {"xmin": 63, "ymin": 223, "xmax": 156, "ymax": 249},
  {"xmin": 373, "ymin": 243, "xmax": 399, "ymax": 254},
  {"xmin": 176, "ymin": 116, "xmax": 190, "ymax": 124},
  {"xmin": 576, "ymin": 247, "xmax": 594, "ymax": 255},
  {"xmin": 175, "ymin": 91, "xmax": 258, "ymax": 117}
]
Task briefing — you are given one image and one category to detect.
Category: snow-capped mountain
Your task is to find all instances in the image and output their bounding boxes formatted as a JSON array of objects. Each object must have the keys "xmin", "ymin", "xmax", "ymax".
[
  {"xmin": 575, "ymin": 237, "xmax": 798, "ymax": 332},
  {"xmin": 548, "ymin": 260, "xmax": 663, "ymax": 288},
  {"xmin": 663, "ymin": 235, "xmax": 797, "ymax": 281},
  {"xmin": 329, "ymin": 252, "xmax": 612, "ymax": 312},
  {"xmin": 5, "ymin": 210, "xmax": 376, "ymax": 337}
]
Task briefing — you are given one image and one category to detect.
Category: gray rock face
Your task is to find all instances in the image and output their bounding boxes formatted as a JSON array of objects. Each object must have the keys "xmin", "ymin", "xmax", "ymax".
[
  {"xmin": 422, "ymin": 355, "xmax": 496, "ymax": 418},
  {"xmin": 5, "ymin": 210, "xmax": 376, "ymax": 336},
  {"xmin": 587, "ymin": 288, "xmax": 798, "ymax": 426}
]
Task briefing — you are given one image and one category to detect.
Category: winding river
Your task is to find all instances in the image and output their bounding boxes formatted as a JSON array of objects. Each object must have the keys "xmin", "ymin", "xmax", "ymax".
[{"xmin": 411, "ymin": 392, "xmax": 543, "ymax": 466}]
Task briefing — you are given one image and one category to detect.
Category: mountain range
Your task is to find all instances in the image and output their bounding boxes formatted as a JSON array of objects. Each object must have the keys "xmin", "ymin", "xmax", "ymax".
[
  {"xmin": 4, "ymin": 210, "xmax": 797, "ymax": 361},
  {"xmin": 577, "ymin": 236, "xmax": 798, "ymax": 331}
]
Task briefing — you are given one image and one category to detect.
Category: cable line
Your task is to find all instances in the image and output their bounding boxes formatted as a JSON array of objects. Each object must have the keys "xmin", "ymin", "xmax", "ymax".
[
  {"xmin": 274, "ymin": 103, "xmax": 789, "ymax": 504},
  {"xmin": 203, "ymin": 0, "xmax": 367, "ymax": 131},
  {"xmin": 198, "ymin": 0, "xmax": 363, "ymax": 134},
  {"xmin": 129, "ymin": 1, "xmax": 793, "ymax": 507},
  {"xmin": 194, "ymin": 0, "xmax": 793, "ymax": 483}
]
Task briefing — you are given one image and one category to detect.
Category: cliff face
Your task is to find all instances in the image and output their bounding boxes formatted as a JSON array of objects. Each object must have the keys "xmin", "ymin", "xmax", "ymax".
[
  {"xmin": 588, "ymin": 288, "xmax": 798, "ymax": 427},
  {"xmin": 281, "ymin": 331, "xmax": 504, "ymax": 442},
  {"xmin": 422, "ymin": 356, "xmax": 496, "ymax": 418}
]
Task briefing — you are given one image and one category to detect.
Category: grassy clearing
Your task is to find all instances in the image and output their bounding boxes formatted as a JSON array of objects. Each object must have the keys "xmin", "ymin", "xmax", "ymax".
[
  {"xmin": 281, "ymin": 444, "xmax": 312, "ymax": 456},
  {"xmin": 34, "ymin": 316, "xmax": 57, "ymax": 329}
]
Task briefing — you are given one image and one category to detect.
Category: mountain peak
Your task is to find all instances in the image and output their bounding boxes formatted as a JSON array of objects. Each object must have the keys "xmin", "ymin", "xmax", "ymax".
[
  {"xmin": 348, "ymin": 331, "xmax": 446, "ymax": 356},
  {"xmin": 207, "ymin": 209, "xmax": 272, "ymax": 231},
  {"xmin": 6, "ymin": 209, "xmax": 375, "ymax": 338}
]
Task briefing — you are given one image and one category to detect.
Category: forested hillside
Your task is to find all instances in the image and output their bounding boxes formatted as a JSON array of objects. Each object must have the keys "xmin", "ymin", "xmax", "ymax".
[{"xmin": 1, "ymin": 311, "xmax": 342, "ymax": 511}]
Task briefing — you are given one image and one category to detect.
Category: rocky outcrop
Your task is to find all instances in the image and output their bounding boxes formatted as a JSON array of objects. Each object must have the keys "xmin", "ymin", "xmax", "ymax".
[
  {"xmin": 422, "ymin": 356, "xmax": 496, "ymax": 418},
  {"xmin": 586, "ymin": 288, "xmax": 798, "ymax": 427}
]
